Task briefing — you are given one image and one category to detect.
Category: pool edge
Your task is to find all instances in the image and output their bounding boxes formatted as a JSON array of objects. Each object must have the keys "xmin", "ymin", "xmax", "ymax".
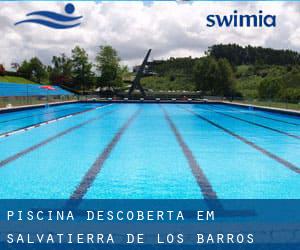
[{"xmin": 1, "ymin": 99, "xmax": 299, "ymax": 117}]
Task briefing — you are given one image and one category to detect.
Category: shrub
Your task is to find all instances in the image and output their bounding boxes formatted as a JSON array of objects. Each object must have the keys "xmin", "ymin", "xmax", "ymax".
[
  {"xmin": 169, "ymin": 75, "xmax": 176, "ymax": 82},
  {"xmin": 258, "ymin": 78, "xmax": 283, "ymax": 99},
  {"xmin": 279, "ymin": 88, "xmax": 300, "ymax": 103}
]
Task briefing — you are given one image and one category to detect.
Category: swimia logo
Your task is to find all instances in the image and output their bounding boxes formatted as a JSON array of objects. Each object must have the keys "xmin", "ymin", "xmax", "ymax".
[
  {"xmin": 206, "ymin": 10, "xmax": 276, "ymax": 28},
  {"xmin": 15, "ymin": 3, "xmax": 82, "ymax": 29}
]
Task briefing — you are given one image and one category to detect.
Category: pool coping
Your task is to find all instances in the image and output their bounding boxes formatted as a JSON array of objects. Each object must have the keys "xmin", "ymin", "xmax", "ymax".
[{"xmin": 0, "ymin": 99, "xmax": 299, "ymax": 117}]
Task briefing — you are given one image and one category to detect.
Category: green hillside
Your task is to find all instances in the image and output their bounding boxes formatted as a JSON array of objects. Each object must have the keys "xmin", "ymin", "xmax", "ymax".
[
  {"xmin": 142, "ymin": 45, "xmax": 300, "ymax": 108},
  {"xmin": 235, "ymin": 64, "xmax": 300, "ymax": 102},
  {"xmin": 0, "ymin": 76, "xmax": 37, "ymax": 84},
  {"xmin": 141, "ymin": 75, "xmax": 195, "ymax": 91}
]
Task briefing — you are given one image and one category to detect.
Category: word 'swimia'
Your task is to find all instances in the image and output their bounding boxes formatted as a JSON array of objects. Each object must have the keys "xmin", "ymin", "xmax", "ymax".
[{"xmin": 207, "ymin": 10, "xmax": 276, "ymax": 27}]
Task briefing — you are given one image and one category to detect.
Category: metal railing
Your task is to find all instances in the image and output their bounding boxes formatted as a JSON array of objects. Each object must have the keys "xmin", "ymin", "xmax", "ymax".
[
  {"xmin": 230, "ymin": 97, "xmax": 300, "ymax": 111},
  {"xmin": 0, "ymin": 95, "xmax": 78, "ymax": 109}
]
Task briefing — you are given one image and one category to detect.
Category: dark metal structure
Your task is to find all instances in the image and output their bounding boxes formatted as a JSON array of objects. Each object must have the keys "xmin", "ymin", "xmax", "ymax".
[{"xmin": 128, "ymin": 49, "xmax": 152, "ymax": 98}]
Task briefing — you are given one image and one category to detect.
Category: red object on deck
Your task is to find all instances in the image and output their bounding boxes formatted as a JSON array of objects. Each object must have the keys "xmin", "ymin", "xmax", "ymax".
[{"xmin": 40, "ymin": 85, "xmax": 55, "ymax": 90}]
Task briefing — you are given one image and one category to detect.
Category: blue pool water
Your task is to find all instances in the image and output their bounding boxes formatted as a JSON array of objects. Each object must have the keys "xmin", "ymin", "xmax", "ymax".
[
  {"xmin": 0, "ymin": 103, "xmax": 103, "ymax": 136},
  {"xmin": 0, "ymin": 103, "xmax": 298, "ymax": 199}
]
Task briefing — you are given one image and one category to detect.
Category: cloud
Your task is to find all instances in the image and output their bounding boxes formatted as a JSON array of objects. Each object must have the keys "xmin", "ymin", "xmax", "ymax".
[{"xmin": 0, "ymin": 2, "xmax": 299, "ymax": 70}]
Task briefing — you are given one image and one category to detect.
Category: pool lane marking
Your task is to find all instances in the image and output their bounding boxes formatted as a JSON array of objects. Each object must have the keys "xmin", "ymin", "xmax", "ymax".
[
  {"xmin": 180, "ymin": 106, "xmax": 300, "ymax": 174},
  {"xmin": 70, "ymin": 108, "xmax": 141, "ymax": 200},
  {"xmin": 213, "ymin": 105, "xmax": 300, "ymax": 126},
  {"xmin": 160, "ymin": 105, "xmax": 220, "ymax": 202},
  {"xmin": 0, "ymin": 104, "xmax": 91, "ymax": 124},
  {"xmin": 0, "ymin": 104, "xmax": 112, "ymax": 139},
  {"xmin": 0, "ymin": 107, "xmax": 116, "ymax": 168},
  {"xmin": 154, "ymin": 106, "xmax": 254, "ymax": 216},
  {"xmin": 251, "ymin": 113, "xmax": 300, "ymax": 126},
  {"xmin": 202, "ymin": 106, "xmax": 300, "ymax": 140},
  {"xmin": 0, "ymin": 104, "xmax": 108, "ymax": 138}
]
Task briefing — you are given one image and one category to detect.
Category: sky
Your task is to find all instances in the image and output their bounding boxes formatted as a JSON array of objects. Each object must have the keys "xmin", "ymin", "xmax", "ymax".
[{"xmin": 0, "ymin": 1, "xmax": 300, "ymax": 70}]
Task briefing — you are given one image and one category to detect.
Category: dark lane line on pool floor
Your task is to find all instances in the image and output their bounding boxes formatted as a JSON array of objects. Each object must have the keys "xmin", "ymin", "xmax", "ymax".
[
  {"xmin": 251, "ymin": 113, "xmax": 300, "ymax": 126},
  {"xmin": 0, "ymin": 108, "xmax": 116, "ymax": 168},
  {"xmin": 213, "ymin": 105, "xmax": 300, "ymax": 126},
  {"xmin": 161, "ymin": 106, "xmax": 257, "ymax": 216},
  {"xmin": 202, "ymin": 106, "xmax": 300, "ymax": 140},
  {"xmin": 0, "ymin": 104, "xmax": 111, "ymax": 139},
  {"xmin": 179, "ymin": 106, "xmax": 300, "ymax": 174},
  {"xmin": 160, "ymin": 105, "xmax": 220, "ymax": 203},
  {"xmin": 70, "ymin": 108, "xmax": 141, "ymax": 200}
]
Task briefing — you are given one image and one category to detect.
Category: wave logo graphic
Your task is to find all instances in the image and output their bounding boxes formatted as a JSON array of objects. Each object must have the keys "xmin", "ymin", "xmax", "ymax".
[{"xmin": 15, "ymin": 3, "xmax": 82, "ymax": 29}]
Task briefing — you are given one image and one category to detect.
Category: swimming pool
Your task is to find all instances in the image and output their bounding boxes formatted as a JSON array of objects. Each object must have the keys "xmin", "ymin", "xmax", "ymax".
[{"xmin": 0, "ymin": 103, "xmax": 298, "ymax": 199}]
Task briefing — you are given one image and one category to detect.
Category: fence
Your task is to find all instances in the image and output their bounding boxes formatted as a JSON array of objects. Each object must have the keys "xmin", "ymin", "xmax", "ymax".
[
  {"xmin": 0, "ymin": 83, "xmax": 299, "ymax": 112},
  {"xmin": 231, "ymin": 97, "xmax": 300, "ymax": 111},
  {"xmin": 0, "ymin": 82, "xmax": 77, "ymax": 108}
]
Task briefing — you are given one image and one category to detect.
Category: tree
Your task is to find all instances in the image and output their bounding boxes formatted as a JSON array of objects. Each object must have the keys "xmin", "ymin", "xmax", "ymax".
[
  {"xmin": 193, "ymin": 57, "xmax": 235, "ymax": 96},
  {"xmin": 71, "ymin": 46, "xmax": 94, "ymax": 91},
  {"xmin": 193, "ymin": 57, "xmax": 218, "ymax": 93},
  {"xmin": 29, "ymin": 57, "xmax": 47, "ymax": 83},
  {"xmin": 0, "ymin": 64, "xmax": 5, "ymax": 76},
  {"xmin": 18, "ymin": 60, "xmax": 32, "ymax": 79},
  {"xmin": 95, "ymin": 45, "xmax": 122, "ymax": 88},
  {"xmin": 49, "ymin": 54, "xmax": 73, "ymax": 85},
  {"xmin": 215, "ymin": 58, "xmax": 235, "ymax": 96},
  {"xmin": 18, "ymin": 58, "xmax": 47, "ymax": 83},
  {"xmin": 258, "ymin": 78, "xmax": 283, "ymax": 99},
  {"xmin": 208, "ymin": 44, "xmax": 300, "ymax": 66}
]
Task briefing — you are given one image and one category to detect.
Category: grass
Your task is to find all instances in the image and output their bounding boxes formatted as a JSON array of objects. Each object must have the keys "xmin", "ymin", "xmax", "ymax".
[
  {"xmin": 141, "ymin": 75, "xmax": 195, "ymax": 91},
  {"xmin": 0, "ymin": 76, "xmax": 37, "ymax": 84}
]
